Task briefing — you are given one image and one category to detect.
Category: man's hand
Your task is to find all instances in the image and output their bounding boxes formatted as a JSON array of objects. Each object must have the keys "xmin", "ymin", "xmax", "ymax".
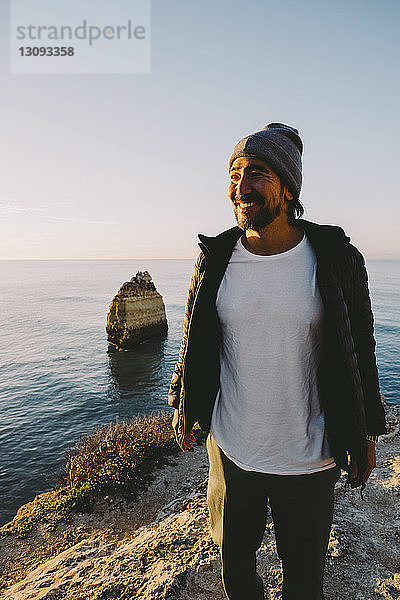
[
  {"xmin": 348, "ymin": 440, "xmax": 377, "ymax": 487},
  {"xmin": 172, "ymin": 409, "xmax": 196, "ymax": 452}
]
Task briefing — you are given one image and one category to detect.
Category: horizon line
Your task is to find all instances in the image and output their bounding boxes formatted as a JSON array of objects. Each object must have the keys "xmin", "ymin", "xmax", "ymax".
[
  {"xmin": 0, "ymin": 257, "xmax": 197, "ymax": 261},
  {"xmin": 1, "ymin": 256, "xmax": 400, "ymax": 261}
]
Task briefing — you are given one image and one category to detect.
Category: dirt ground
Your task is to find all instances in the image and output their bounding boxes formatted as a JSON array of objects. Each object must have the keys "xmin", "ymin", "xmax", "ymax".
[{"xmin": 0, "ymin": 403, "xmax": 398, "ymax": 600}]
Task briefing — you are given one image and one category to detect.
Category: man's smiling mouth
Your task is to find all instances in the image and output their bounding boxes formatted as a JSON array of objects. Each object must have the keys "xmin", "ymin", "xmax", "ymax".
[{"xmin": 235, "ymin": 201, "xmax": 259, "ymax": 209}]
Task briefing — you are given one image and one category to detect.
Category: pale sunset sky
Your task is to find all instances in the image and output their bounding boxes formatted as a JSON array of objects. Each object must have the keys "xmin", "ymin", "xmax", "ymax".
[{"xmin": 0, "ymin": 0, "xmax": 399, "ymax": 259}]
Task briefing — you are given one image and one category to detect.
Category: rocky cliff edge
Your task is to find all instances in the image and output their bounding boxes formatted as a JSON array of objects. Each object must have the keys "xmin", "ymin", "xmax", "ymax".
[{"xmin": 0, "ymin": 405, "xmax": 399, "ymax": 600}]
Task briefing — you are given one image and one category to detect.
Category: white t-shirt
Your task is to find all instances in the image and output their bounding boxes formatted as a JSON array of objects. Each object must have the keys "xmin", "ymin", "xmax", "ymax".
[{"xmin": 210, "ymin": 231, "xmax": 336, "ymax": 475}]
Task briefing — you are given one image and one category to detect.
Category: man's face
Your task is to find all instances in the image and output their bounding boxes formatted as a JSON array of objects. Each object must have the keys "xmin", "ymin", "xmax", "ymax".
[{"xmin": 229, "ymin": 156, "xmax": 291, "ymax": 231}]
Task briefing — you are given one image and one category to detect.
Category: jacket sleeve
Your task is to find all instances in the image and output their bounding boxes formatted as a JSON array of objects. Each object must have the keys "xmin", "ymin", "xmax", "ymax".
[
  {"xmin": 168, "ymin": 251, "xmax": 206, "ymax": 410},
  {"xmin": 350, "ymin": 247, "xmax": 387, "ymax": 435}
]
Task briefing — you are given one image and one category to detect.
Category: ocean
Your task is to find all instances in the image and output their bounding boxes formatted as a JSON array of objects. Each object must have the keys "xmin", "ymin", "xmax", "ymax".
[{"xmin": 0, "ymin": 258, "xmax": 399, "ymax": 526}]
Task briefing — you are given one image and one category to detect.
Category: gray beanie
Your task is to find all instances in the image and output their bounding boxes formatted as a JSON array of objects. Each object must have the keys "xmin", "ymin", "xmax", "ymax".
[{"xmin": 229, "ymin": 122, "xmax": 303, "ymax": 198}]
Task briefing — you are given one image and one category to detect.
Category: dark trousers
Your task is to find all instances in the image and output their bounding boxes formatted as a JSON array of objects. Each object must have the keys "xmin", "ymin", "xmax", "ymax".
[{"xmin": 206, "ymin": 432, "xmax": 341, "ymax": 600}]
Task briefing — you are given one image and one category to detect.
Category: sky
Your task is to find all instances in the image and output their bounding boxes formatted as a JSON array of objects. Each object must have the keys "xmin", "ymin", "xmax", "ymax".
[{"xmin": 0, "ymin": 0, "xmax": 399, "ymax": 259}]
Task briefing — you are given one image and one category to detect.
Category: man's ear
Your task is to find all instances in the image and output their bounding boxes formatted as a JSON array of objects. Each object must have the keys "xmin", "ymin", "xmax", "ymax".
[
  {"xmin": 285, "ymin": 187, "xmax": 293, "ymax": 201},
  {"xmin": 282, "ymin": 185, "xmax": 293, "ymax": 201}
]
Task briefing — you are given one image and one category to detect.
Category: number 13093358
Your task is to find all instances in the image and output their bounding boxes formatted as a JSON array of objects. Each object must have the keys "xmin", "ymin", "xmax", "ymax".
[{"xmin": 18, "ymin": 46, "xmax": 75, "ymax": 57}]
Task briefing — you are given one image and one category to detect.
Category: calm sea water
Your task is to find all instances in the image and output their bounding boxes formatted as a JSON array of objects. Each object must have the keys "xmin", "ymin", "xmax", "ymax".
[{"xmin": 0, "ymin": 259, "xmax": 399, "ymax": 526}]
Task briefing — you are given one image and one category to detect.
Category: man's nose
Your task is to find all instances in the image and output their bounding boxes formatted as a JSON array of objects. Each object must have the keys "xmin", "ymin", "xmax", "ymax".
[{"xmin": 236, "ymin": 174, "xmax": 252, "ymax": 197}]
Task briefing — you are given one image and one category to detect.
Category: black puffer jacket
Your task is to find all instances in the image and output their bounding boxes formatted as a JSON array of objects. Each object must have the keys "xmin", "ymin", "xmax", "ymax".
[{"xmin": 168, "ymin": 219, "xmax": 387, "ymax": 475}]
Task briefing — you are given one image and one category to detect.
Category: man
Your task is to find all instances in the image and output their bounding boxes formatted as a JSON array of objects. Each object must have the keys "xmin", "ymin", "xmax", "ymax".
[{"xmin": 168, "ymin": 123, "xmax": 387, "ymax": 600}]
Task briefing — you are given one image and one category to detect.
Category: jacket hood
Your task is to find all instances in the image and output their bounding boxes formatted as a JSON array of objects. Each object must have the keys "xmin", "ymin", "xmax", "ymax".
[{"xmin": 198, "ymin": 219, "xmax": 351, "ymax": 261}]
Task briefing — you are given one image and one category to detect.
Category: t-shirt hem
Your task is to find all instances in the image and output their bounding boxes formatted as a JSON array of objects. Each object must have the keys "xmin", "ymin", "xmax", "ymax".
[{"xmin": 211, "ymin": 428, "xmax": 336, "ymax": 475}]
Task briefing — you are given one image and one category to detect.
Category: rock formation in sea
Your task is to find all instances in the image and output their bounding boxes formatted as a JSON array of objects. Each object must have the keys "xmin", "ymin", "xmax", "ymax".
[{"xmin": 106, "ymin": 271, "xmax": 168, "ymax": 349}]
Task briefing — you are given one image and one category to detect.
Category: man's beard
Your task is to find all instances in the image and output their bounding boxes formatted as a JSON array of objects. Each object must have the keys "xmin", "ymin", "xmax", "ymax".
[{"xmin": 233, "ymin": 191, "xmax": 282, "ymax": 232}]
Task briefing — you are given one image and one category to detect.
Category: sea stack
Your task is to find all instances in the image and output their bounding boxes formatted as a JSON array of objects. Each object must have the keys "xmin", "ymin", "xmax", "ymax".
[{"xmin": 106, "ymin": 271, "xmax": 168, "ymax": 349}]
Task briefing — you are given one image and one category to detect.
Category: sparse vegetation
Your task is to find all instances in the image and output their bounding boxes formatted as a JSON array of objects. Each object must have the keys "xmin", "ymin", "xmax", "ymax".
[{"xmin": 0, "ymin": 411, "xmax": 205, "ymax": 538}]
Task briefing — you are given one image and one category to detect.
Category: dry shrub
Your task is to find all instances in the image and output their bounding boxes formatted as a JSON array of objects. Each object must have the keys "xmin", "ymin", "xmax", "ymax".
[
  {"xmin": 2, "ymin": 411, "xmax": 204, "ymax": 536},
  {"xmin": 58, "ymin": 411, "xmax": 203, "ymax": 501}
]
